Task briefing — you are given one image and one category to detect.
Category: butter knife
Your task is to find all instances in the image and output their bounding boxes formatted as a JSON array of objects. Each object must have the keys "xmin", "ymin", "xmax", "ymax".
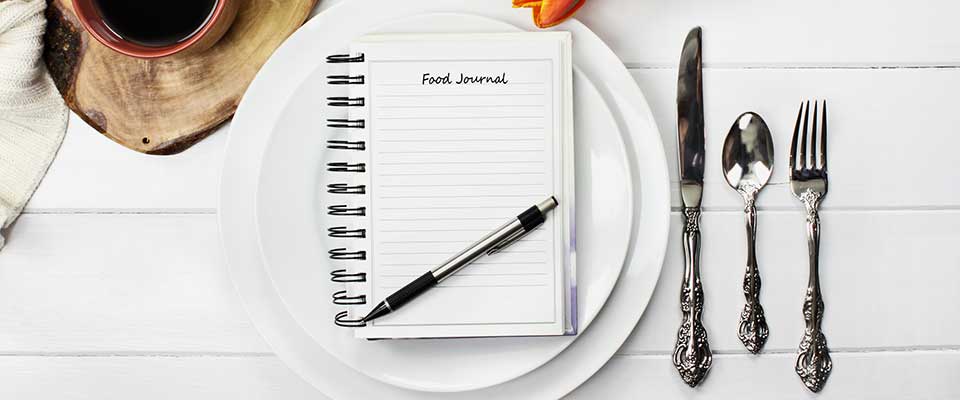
[{"xmin": 673, "ymin": 26, "xmax": 712, "ymax": 387}]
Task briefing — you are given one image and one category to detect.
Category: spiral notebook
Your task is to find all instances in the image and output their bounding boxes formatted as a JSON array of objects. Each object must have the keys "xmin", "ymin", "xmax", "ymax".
[{"xmin": 324, "ymin": 32, "xmax": 576, "ymax": 339}]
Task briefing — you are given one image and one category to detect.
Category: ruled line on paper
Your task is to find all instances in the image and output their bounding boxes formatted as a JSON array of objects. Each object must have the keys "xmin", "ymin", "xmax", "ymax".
[
  {"xmin": 379, "ymin": 250, "xmax": 545, "ymax": 256},
  {"xmin": 378, "ymin": 160, "xmax": 543, "ymax": 166},
  {"xmin": 379, "ymin": 171, "xmax": 545, "ymax": 177},
  {"xmin": 377, "ymin": 214, "xmax": 540, "ymax": 222},
  {"xmin": 376, "ymin": 149, "xmax": 544, "ymax": 155},
  {"xmin": 378, "ymin": 216, "xmax": 510, "ymax": 222},
  {"xmin": 379, "ymin": 272, "xmax": 549, "ymax": 278},
  {"xmin": 376, "ymin": 104, "xmax": 545, "ymax": 109},
  {"xmin": 376, "ymin": 132, "xmax": 545, "ymax": 138},
  {"xmin": 377, "ymin": 194, "xmax": 542, "ymax": 200},
  {"xmin": 379, "ymin": 205, "xmax": 524, "ymax": 211},
  {"xmin": 375, "ymin": 93, "xmax": 545, "ymax": 98},
  {"xmin": 378, "ymin": 228, "xmax": 494, "ymax": 233},
  {"xmin": 378, "ymin": 127, "xmax": 543, "ymax": 132},
  {"xmin": 378, "ymin": 182, "xmax": 542, "ymax": 188},
  {"xmin": 377, "ymin": 138, "xmax": 544, "ymax": 143},
  {"xmin": 378, "ymin": 227, "xmax": 545, "ymax": 233},
  {"xmin": 377, "ymin": 115, "xmax": 544, "ymax": 120},
  {"xmin": 437, "ymin": 283, "xmax": 548, "ymax": 288}
]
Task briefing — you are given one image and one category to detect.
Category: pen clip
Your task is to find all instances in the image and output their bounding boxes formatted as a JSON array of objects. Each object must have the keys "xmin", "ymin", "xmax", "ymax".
[{"xmin": 487, "ymin": 228, "xmax": 532, "ymax": 256}]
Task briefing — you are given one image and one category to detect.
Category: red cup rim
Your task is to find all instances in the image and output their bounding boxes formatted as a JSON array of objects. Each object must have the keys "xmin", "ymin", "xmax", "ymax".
[{"xmin": 71, "ymin": 0, "xmax": 228, "ymax": 59}]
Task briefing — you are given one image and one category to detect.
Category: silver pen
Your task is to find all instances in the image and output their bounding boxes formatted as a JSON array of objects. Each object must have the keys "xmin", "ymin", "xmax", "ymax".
[{"xmin": 360, "ymin": 196, "xmax": 559, "ymax": 323}]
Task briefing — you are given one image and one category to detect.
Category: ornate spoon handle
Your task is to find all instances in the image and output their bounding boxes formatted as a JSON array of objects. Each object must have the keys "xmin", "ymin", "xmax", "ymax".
[
  {"xmin": 796, "ymin": 192, "xmax": 832, "ymax": 392},
  {"xmin": 673, "ymin": 207, "xmax": 712, "ymax": 387},
  {"xmin": 738, "ymin": 188, "xmax": 769, "ymax": 353}
]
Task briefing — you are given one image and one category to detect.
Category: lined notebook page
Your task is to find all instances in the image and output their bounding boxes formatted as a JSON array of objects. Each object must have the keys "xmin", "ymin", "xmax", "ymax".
[{"xmin": 352, "ymin": 34, "xmax": 571, "ymax": 338}]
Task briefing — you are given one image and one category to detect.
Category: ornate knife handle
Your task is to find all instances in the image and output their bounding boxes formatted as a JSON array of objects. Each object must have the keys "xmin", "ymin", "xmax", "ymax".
[
  {"xmin": 796, "ymin": 191, "xmax": 832, "ymax": 392},
  {"xmin": 673, "ymin": 207, "xmax": 712, "ymax": 387},
  {"xmin": 738, "ymin": 187, "xmax": 769, "ymax": 353}
]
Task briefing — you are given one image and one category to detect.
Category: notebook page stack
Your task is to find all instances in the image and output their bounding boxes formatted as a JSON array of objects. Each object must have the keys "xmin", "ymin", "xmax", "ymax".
[{"xmin": 329, "ymin": 32, "xmax": 575, "ymax": 339}]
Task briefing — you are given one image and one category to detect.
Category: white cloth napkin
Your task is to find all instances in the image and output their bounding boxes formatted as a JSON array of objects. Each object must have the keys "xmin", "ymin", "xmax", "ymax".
[{"xmin": 0, "ymin": 0, "xmax": 68, "ymax": 249}]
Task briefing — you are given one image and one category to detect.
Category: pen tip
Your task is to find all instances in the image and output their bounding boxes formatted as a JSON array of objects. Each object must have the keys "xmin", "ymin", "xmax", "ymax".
[
  {"xmin": 361, "ymin": 302, "xmax": 391, "ymax": 323},
  {"xmin": 359, "ymin": 313, "xmax": 374, "ymax": 324}
]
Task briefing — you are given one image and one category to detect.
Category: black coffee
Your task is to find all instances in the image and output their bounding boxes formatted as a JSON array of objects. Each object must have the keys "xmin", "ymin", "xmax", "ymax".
[{"xmin": 93, "ymin": 0, "xmax": 217, "ymax": 48}]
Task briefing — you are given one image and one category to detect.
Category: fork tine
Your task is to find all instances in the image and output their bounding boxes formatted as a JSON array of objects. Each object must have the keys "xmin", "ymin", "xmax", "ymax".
[
  {"xmin": 819, "ymin": 100, "xmax": 828, "ymax": 171},
  {"xmin": 811, "ymin": 101, "xmax": 819, "ymax": 170},
  {"xmin": 790, "ymin": 102, "xmax": 803, "ymax": 172},
  {"xmin": 799, "ymin": 100, "xmax": 810, "ymax": 171}
]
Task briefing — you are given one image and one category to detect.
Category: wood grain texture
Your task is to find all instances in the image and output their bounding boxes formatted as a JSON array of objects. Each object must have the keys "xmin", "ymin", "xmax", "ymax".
[
  {"xmin": 573, "ymin": 352, "xmax": 960, "ymax": 399},
  {"xmin": 577, "ymin": 0, "xmax": 960, "ymax": 67},
  {"xmin": 27, "ymin": 114, "xmax": 223, "ymax": 211},
  {"xmin": 630, "ymin": 68, "xmax": 960, "ymax": 211},
  {"xmin": 42, "ymin": 0, "xmax": 317, "ymax": 155},
  {"xmin": 25, "ymin": 68, "xmax": 960, "ymax": 211},
  {"xmin": 0, "ymin": 356, "xmax": 321, "ymax": 400},
  {"xmin": 623, "ymin": 210, "xmax": 960, "ymax": 354},
  {"xmin": 12, "ymin": 0, "xmax": 960, "ymax": 397},
  {"xmin": 0, "ymin": 214, "xmax": 267, "ymax": 353},
  {"xmin": 2, "ymin": 211, "xmax": 959, "ymax": 356},
  {"xmin": 0, "ymin": 351, "xmax": 956, "ymax": 399}
]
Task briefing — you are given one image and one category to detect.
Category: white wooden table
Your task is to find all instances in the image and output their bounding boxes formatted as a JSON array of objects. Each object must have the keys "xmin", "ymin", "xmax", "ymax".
[{"xmin": 3, "ymin": 0, "xmax": 958, "ymax": 398}]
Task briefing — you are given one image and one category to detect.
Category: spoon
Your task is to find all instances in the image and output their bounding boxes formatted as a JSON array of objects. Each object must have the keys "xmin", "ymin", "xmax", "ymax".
[{"xmin": 722, "ymin": 112, "xmax": 774, "ymax": 354}]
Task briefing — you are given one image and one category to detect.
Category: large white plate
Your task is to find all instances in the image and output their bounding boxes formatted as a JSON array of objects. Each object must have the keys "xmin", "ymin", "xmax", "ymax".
[
  {"xmin": 219, "ymin": 1, "xmax": 670, "ymax": 398},
  {"xmin": 254, "ymin": 16, "xmax": 632, "ymax": 390}
]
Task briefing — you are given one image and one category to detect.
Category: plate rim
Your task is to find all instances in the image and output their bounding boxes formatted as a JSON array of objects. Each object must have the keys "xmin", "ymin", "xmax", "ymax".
[{"xmin": 218, "ymin": 2, "xmax": 670, "ymax": 398}]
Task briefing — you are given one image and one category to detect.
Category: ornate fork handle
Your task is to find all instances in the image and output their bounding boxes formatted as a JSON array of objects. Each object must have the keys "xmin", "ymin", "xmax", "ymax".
[
  {"xmin": 738, "ymin": 185, "xmax": 769, "ymax": 353},
  {"xmin": 673, "ymin": 207, "xmax": 712, "ymax": 387},
  {"xmin": 796, "ymin": 189, "xmax": 832, "ymax": 392}
]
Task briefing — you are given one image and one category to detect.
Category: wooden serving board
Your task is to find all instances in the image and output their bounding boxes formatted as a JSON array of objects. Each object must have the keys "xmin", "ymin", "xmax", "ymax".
[{"xmin": 43, "ymin": 0, "xmax": 318, "ymax": 154}]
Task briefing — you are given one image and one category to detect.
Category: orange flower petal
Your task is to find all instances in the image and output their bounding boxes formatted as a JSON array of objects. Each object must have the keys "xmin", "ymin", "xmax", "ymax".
[{"xmin": 514, "ymin": 0, "xmax": 585, "ymax": 28}]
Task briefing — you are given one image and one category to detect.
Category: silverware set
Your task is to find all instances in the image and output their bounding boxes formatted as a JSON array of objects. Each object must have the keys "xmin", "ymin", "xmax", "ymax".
[{"xmin": 672, "ymin": 27, "xmax": 833, "ymax": 393}]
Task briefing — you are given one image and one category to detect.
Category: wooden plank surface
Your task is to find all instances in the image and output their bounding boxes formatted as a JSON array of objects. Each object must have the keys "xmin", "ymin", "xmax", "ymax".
[
  {"xmin": 26, "ymin": 114, "xmax": 224, "ymax": 212},
  {"xmin": 27, "ymin": 67, "xmax": 960, "ymax": 211},
  {"xmin": 0, "ymin": 356, "xmax": 319, "ymax": 400},
  {"xmin": 631, "ymin": 68, "xmax": 960, "ymax": 210},
  {"xmin": 578, "ymin": 0, "xmax": 960, "ymax": 67},
  {"xmin": 0, "ymin": 351, "xmax": 956, "ymax": 399},
  {"xmin": 623, "ymin": 210, "xmax": 960, "ymax": 354},
  {"xmin": 1, "ymin": 212, "xmax": 957, "ymax": 380},
  {"xmin": 5, "ymin": 0, "xmax": 959, "ymax": 398},
  {"xmin": 0, "ymin": 214, "xmax": 266, "ymax": 354},
  {"xmin": 2, "ymin": 211, "xmax": 958, "ymax": 353},
  {"xmin": 573, "ymin": 351, "xmax": 960, "ymax": 399}
]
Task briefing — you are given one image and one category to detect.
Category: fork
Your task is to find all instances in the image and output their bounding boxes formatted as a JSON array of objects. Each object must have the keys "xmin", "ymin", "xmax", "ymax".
[{"xmin": 789, "ymin": 100, "xmax": 833, "ymax": 392}]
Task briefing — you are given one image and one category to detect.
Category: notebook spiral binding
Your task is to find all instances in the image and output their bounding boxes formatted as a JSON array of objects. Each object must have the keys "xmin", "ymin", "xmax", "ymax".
[{"xmin": 327, "ymin": 53, "xmax": 369, "ymax": 328}]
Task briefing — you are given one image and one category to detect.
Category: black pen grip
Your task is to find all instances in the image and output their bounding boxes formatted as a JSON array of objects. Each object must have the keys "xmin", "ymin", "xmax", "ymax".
[
  {"xmin": 518, "ymin": 205, "xmax": 546, "ymax": 231},
  {"xmin": 386, "ymin": 271, "xmax": 438, "ymax": 310}
]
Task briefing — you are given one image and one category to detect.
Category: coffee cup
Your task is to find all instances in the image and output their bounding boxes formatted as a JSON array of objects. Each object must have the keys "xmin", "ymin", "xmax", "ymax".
[{"xmin": 71, "ymin": 0, "xmax": 239, "ymax": 59}]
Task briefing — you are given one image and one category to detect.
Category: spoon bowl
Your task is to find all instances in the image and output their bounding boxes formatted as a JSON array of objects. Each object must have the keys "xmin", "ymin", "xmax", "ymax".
[{"xmin": 722, "ymin": 112, "xmax": 775, "ymax": 192}]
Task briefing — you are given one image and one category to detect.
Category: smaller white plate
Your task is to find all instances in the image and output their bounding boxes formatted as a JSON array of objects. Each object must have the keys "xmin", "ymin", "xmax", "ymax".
[{"xmin": 254, "ymin": 15, "xmax": 633, "ymax": 390}]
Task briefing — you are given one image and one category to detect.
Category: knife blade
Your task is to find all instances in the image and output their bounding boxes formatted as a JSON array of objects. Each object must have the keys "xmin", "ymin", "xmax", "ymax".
[
  {"xmin": 672, "ymin": 26, "xmax": 712, "ymax": 388},
  {"xmin": 677, "ymin": 27, "xmax": 705, "ymax": 206}
]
